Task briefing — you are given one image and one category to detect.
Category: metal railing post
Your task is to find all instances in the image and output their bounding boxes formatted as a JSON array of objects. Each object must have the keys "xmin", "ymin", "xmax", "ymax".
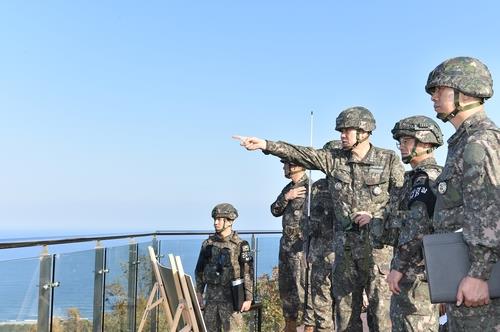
[
  {"xmin": 251, "ymin": 234, "xmax": 257, "ymax": 297},
  {"xmin": 37, "ymin": 245, "xmax": 53, "ymax": 332},
  {"xmin": 93, "ymin": 241, "xmax": 107, "ymax": 332},
  {"xmin": 128, "ymin": 239, "xmax": 138, "ymax": 332},
  {"xmin": 251, "ymin": 234, "xmax": 260, "ymax": 332}
]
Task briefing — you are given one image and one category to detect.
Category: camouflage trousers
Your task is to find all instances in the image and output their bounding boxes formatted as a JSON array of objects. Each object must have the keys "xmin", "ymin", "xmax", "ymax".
[
  {"xmin": 203, "ymin": 301, "xmax": 243, "ymax": 332},
  {"xmin": 390, "ymin": 276, "xmax": 439, "ymax": 331},
  {"xmin": 303, "ymin": 261, "xmax": 316, "ymax": 327},
  {"xmin": 309, "ymin": 257, "xmax": 335, "ymax": 331},
  {"xmin": 332, "ymin": 246, "xmax": 392, "ymax": 332},
  {"xmin": 445, "ymin": 297, "xmax": 500, "ymax": 331},
  {"xmin": 278, "ymin": 245, "xmax": 307, "ymax": 321},
  {"xmin": 366, "ymin": 246, "xmax": 392, "ymax": 332}
]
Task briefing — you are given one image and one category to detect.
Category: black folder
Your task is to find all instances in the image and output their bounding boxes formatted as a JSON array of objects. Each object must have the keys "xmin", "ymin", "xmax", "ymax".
[{"xmin": 422, "ymin": 232, "xmax": 500, "ymax": 303}]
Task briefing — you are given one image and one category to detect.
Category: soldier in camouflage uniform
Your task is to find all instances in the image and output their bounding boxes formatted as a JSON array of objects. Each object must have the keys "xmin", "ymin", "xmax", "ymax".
[
  {"xmin": 425, "ymin": 56, "xmax": 500, "ymax": 331},
  {"xmin": 195, "ymin": 203, "xmax": 254, "ymax": 332},
  {"xmin": 386, "ymin": 116, "xmax": 443, "ymax": 331},
  {"xmin": 270, "ymin": 160, "xmax": 314, "ymax": 332},
  {"xmin": 234, "ymin": 106, "xmax": 405, "ymax": 332},
  {"xmin": 303, "ymin": 155, "xmax": 337, "ymax": 331}
]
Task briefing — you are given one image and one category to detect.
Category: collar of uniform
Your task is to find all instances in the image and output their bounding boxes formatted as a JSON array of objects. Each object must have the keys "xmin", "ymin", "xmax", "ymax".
[
  {"xmin": 212, "ymin": 231, "xmax": 235, "ymax": 242},
  {"xmin": 447, "ymin": 110, "xmax": 487, "ymax": 146},
  {"xmin": 409, "ymin": 157, "xmax": 437, "ymax": 175},
  {"xmin": 348, "ymin": 144, "xmax": 376, "ymax": 165}
]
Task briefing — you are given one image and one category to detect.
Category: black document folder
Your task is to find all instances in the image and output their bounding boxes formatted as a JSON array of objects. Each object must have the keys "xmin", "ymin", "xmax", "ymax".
[{"xmin": 422, "ymin": 232, "xmax": 500, "ymax": 303}]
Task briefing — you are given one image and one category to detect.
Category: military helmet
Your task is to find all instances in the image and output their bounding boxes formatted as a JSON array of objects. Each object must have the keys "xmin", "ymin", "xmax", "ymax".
[
  {"xmin": 335, "ymin": 106, "xmax": 376, "ymax": 132},
  {"xmin": 211, "ymin": 203, "xmax": 238, "ymax": 220},
  {"xmin": 391, "ymin": 116, "xmax": 443, "ymax": 146},
  {"xmin": 322, "ymin": 140, "xmax": 342, "ymax": 150},
  {"xmin": 425, "ymin": 57, "xmax": 493, "ymax": 99}
]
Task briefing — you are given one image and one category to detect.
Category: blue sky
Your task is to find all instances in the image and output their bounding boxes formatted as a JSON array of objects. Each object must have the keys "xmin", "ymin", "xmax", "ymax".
[{"xmin": 1, "ymin": 1, "xmax": 499, "ymax": 236}]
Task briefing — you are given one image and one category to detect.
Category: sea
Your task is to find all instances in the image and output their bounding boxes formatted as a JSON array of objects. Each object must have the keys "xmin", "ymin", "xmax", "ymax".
[{"xmin": 0, "ymin": 232, "xmax": 281, "ymax": 323}]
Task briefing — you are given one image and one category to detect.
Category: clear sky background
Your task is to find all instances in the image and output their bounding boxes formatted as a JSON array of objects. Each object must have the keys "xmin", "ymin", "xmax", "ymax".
[{"xmin": 1, "ymin": 1, "xmax": 499, "ymax": 236}]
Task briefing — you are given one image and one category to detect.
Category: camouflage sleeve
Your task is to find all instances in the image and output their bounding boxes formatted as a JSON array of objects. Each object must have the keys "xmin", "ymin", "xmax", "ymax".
[
  {"xmin": 462, "ymin": 135, "xmax": 500, "ymax": 279},
  {"xmin": 381, "ymin": 175, "xmax": 407, "ymax": 247},
  {"xmin": 265, "ymin": 140, "xmax": 332, "ymax": 174},
  {"xmin": 384, "ymin": 153, "xmax": 405, "ymax": 218},
  {"xmin": 391, "ymin": 201, "xmax": 430, "ymax": 273},
  {"xmin": 372, "ymin": 153, "xmax": 404, "ymax": 224},
  {"xmin": 239, "ymin": 241, "xmax": 254, "ymax": 301},
  {"xmin": 195, "ymin": 241, "xmax": 208, "ymax": 294},
  {"xmin": 270, "ymin": 189, "xmax": 289, "ymax": 217}
]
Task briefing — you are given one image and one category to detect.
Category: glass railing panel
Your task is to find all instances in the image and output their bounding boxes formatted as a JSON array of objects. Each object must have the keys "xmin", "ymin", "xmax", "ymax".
[
  {"xmin": 0, "ymin": 256, "xmax": 39, "ymax": 331},
  {"xmin": 51, "ymin": 249, "xmax": 95, "ymax": 331},
  {"xmin": 254, "ymin": 234, "xmax": 280, "ymax": 278},
  {"xmin": 103, "ymin": 244, "xmax": 131, "ymax": 331},
  {"xmin": 135, "ymin": 241, "xmax": 155, "ymax": 331},
  {"xmin": 159, "ymin": 236, "xmax": 204, "ymax": 277}
]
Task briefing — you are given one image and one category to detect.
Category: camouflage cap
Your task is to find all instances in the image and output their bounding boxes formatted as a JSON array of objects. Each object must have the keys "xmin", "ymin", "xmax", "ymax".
[
  {"xmin": 211, "ymin": 203, "xmax": 238, "ymax": 220},
  {"xmin": 392, "ymin": 115, "xmax": 443, "ymax": 146},
  {"xmin": 335, "ymin": 106, "xmax": 376, "ymax": 132},
  {"xmin": 280, "ymin": 159, "xmax": 298, "ymax": 166},
  {"xmin": 425, "ymin": 56, "xmax": 493, "ymax": 99}
]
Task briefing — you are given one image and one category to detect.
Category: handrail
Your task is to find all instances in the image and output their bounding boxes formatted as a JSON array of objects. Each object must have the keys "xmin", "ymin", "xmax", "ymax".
[
  {"xmin": 0, "ymin": 229, "xmax": 282, "ymax": 250},
  {"xmin": 0, "ymin": 229, "xmax": 281, "ymax": 332}
]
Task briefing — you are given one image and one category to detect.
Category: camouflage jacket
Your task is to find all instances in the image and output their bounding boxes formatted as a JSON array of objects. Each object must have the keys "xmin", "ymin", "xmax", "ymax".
[
  {"xmin": 434, "ymin": 111, "xmax": 500, "ymax": 280},
  {"xmin": 195, "ymin": 231, "xmax": 254, "ymax": 302},
  {"xmin": 265, "ymin": 141, "xmax": 404, "ymax": 260},
  {"xmin": 388, "ymin": 157, "xmax": 442, "ymax": 278},
  {"xmin": 303, "ymin": 178, "xmax": 336, "ymax": 263},
  {"xmin": 271, "ymin": 173, "xmax": 309, "ymax": 247}
]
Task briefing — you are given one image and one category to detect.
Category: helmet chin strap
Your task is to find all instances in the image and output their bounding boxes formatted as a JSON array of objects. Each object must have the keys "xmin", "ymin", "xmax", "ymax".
[
  {"xmin": 437, "ymin": 89, "xmax": 483, "ymax": 123},
  {"xmin": 347, "ymin": 130, "xmax": 370, "ymax": 150},
  {"xmin": 402, "ymin": 145, "xmax": 436, "ymax": 164},
  {"xmin": 216, "ymin": 219, "xmax": 233, "ymax": 234}
]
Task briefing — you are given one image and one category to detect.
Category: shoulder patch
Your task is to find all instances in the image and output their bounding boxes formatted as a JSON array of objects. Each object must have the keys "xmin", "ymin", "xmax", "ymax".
[
  {"xmin": 239, "ymin": 241, "xmax": 253, "ymax": 263},
  {"xmin": 464, "ymin": 142, "xmax": 486, "ymax": 166}
]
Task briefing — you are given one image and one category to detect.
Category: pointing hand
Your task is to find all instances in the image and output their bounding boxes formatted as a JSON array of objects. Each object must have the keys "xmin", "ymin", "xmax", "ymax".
[{"xmin": 232, "ymin": 135, "xmax": 267, "ymax": 151}]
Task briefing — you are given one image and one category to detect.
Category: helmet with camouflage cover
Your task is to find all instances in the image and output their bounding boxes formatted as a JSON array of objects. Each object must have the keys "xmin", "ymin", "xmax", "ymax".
[
  {"xmin": 392, "ymin": 116, "xmax": 443, "ymax": 164},
  {"xmin": 425, "ymin": 56, "xmax": 493, "ymax": 99},
  {"xmin": 211, "ymin": 203, "xmax": 238, "ymax": 220},
  {"xmin": 425, "ymin": 57, "xmax": 493, "ymax": 123},
  {"xmin": 335, "ymin": 106, "xmax": 376, "ymax": 132},
  {"xmin": 391, "ymin": 116, "xmax": 443, "ymax": 146}
]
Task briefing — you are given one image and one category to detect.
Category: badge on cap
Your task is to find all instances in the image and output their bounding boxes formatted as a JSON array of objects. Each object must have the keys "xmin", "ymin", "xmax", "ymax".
[
  {"xmin": 438, "ymin": 181, "xmax": 447, "ymax": 194},
  {"xmin": 372, "ymin": 186, "xmax": 382, "ymax": 196},
  {"xmin": 334, "ymin": 182, "xmax": 343, "ymax": 190}
]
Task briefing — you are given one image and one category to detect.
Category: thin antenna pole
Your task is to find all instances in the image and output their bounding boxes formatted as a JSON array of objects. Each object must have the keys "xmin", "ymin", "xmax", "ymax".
[{"xmin": 307, "ymin": 111, "xmax": 313, "ymax": 217}]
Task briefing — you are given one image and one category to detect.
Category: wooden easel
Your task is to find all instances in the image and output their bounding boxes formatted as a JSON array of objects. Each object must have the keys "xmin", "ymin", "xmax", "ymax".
[{"xmin": 138, "ymin": 246, "xmax": 206, "ymax": 332}]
